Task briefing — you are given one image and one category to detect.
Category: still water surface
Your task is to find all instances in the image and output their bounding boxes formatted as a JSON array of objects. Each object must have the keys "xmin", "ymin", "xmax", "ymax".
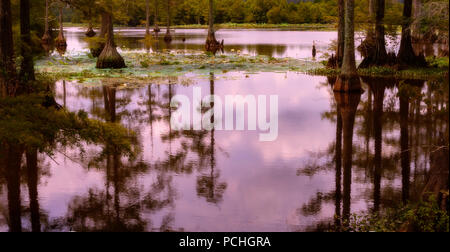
[
  {"xmin": 63, "ymin": 27, "xmax": 381, "ymax": 59},
  {"xmin": 0, "ymin": 28, "xmax": 448, "ymax": 232}
]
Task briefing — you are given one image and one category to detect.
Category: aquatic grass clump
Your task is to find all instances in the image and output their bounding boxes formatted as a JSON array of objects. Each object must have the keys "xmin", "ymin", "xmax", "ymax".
[
  {"xmin": 427, "ymin": 56, "xmax": 449, "ymax": 69},
  {"xmin": 334, "ymin": 196, "xmax": 449, "ymax": 232},
  {"xmin": 173, "ymin": 23, "xmax": 335, "ymax": 31},
  {"xmin": 309, "ymin": 65, "xmax": 449, "ymax": 80}
]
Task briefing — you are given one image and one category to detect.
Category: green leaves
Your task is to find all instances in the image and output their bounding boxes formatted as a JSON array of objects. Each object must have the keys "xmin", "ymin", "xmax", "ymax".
[{"xmin": 0, "ymin": 90, "xmax": 135, "ymax": 158}]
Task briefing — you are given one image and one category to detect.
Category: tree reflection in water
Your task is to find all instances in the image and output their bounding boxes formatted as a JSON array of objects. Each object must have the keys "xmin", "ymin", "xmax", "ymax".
[
  {"xmin": 1, "ymin": 73, "xmax": 447, "ymax": 232},
  {"xmin": 298, "ymin": 76, "xmax": 447, "ymax": 232}
]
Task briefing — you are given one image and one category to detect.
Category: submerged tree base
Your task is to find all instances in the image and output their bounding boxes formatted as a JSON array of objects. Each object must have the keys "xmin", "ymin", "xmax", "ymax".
[
  {"xmin": 41, "ymin": 31, "xmax": 52, "ymax": 45},
  {"xmin": 359, "ymin": 52, "xmax": 397, "ymax": 69},
  {"xmin": 397, "ymin": 53, "xmax": 428, "ymax": 70},
  {"xmin": 55, "ymin": 38, "xmax": 67, "ymax": 49},
  {"xmin": 206, "ymin": 34, "xmax": 224, "ymax": 54},
  {"xmin": 90, "ymin": 43, "xmax": 105, "ymax": 58},
  {"xmin": 85, "ymin": 28, "xmax": 96, "ymax": 38},
  {"xmin": 96, "ymin": 43, "xmax": 126, "ymax": 69},
  {"xmin": 164, "ymin": 32, "xmax": 172, "ymax": 43}
]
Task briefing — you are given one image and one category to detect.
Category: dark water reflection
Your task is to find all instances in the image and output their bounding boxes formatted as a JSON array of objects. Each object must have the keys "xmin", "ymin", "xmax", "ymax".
[{"xmin": 0, "ymin": 71, "xmax": 448, "ymax": 232}]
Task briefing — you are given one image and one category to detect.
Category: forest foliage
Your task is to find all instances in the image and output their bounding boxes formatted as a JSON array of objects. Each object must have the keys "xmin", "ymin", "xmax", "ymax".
[{"xmin": 10, "ymin": 0, "xmax": 405, "ymax": 28}]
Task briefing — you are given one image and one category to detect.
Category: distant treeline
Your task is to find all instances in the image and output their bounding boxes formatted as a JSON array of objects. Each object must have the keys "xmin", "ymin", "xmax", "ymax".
[{"xmin": 61, "ymin": 0, "xmax": 402, "ymax": 26}]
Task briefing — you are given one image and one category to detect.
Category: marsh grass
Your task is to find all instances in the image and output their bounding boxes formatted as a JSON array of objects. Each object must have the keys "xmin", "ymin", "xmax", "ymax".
[
  {"xmin": 35, "ymin": 50, "xmax": 323, "ymax": 84},
  {"xmin": 310, "ymin": 65, "xmax": 449, "ymax": 80},
  {"xmin": 334, "ymin": 196, "xmax": 449, "ymax": 232}
]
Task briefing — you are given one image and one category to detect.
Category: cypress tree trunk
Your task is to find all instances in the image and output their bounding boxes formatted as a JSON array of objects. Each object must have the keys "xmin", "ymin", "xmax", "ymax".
[
  {"xmin": 86, "ymin": 22, "xmax": 96, "ymax": 37},
  {"xmin": 164, "ymin": 0, "xmax": 172, "ymax": 43},
  {"xmin": 85, "ymin": 8, "xmax": 96, "ymax": 37},
  {"xmin": 334, "ymin": 0, "xmax": 361, "ymax": 92},
  {"xmin": 206, "ymin": 0, "xmax": 217, "ymax": 51},
  {"xmin": 55, "ymin": 7, "xmax": 67, "ymax": 49},
  {"xmin": 154, "ymin": 0, "xmax": 160, "ymax": 32},
  {"xmin": 359, "ymin": 0, "xmax": 389, "ymax": 68},
  {"xmin": 328, "ymin": 0, "xmax": 345, "ymax": 68},
  {"xmin": 0, "ymin": 0, "xmax": 19, "ymax": 98},
  {"xmin": 334, "ymin": 105, "xmax": 342, "ymax": 228},
  {"xmin": 26, "ymin": 149, "xmax": 41, "ymax": 232},
  {"xmin": 397, "ymin": 0, "xmax": 426, "ymax": 68},
  {"xmin": 100, "ymin": 12, "xmax": 108, "ymax": 38},
  {"xmin": 400, "ymin": 93, "xmax": 410, "ymax": 205},
  {"xmin": 20, "ymin": 0, "xmax": 35, "ymax": 84},
  {"xmin": 96, "ymin": 12, "xmax": 126, "ymax": 69},
  {"xmin": 146, "ymin": 0, "xmax": 150, "ymax": 36},
  {"xmin": 334, "ymin": 92, "xmax": 361, "ymax": 225},
  {"xmin": 205, "ymin": 0, "xmax": 223, "ymax": 53},
  {"xmin": 358, "ymin": 0, "xmax": 376, "ymax": 59},
  {"xmin": 91, "ymin": 13, "xmax": 109, "ymax": 58},
  {"xmin": 372, "ymin": 82, "xmax": 385, "ymax": 213},
  {"xmin": 412, "ymin": 0, "xmax": 422, "ymax": 42},
  {"xmin": 42, "ymin": 0, "xmax": 52, "ymax": 44},
  {"xmin": 0, "ymin": 143, "xmax": 24, "ymax": 232},
  {"xmin": 337, "ymin": 0, "xmax": 345, "ymax": 67},
  {"xmin": 341, "ymin": 0, "xmax": 357, "ymax": 78}
]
